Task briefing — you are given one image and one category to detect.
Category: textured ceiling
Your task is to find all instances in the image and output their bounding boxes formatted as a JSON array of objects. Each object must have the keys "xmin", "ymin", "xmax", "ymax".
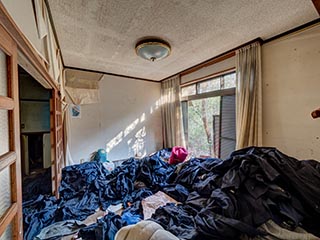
[{"xmin": 47, "ymin": 0, "xmax": 319, "ymax": 81}]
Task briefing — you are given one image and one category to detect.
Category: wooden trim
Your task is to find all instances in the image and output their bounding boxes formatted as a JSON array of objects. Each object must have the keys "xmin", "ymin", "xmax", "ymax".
[
  {"xmin": 0, "ymin": 152, "xmax": 16, "ymax": 171},
  {"xmin": 0, "ymin": 2, "xmax": 58, "ymax": 90},
  {"xmin": 0, "ymin": 96, "xmax": 14, "ymax": 110},
  {"xmin": 181, "ymin": 88, "xmax": 235, "ymax": 102},
  {"xmin": 57, "ymin": 138, "xmax": 62, "ymax": 147},
  {"xmin": 166, "ymin": 19, "xmax": 320, "ymax": 82},
  {"xmin": 0, "ymin": 22, "xmax": 23, "ymax": 239},
  {"xmin": 264, "ymin": 19, "xmax": 320, "ymax": 44},
  {"xmin": 312, "ymin": 0, "xmax": 320, "ymax": 15},
  {"xmin": 8, "ymin": 38, "xmax": 22, "ymax": 239},
  {"xmin": 0, "ymin": 203, "xmax": 17, "ymax": 236},
  {"xmin": 20, "ymin": 99, "xmax": 49, "ymax": 102},
  {"xmin": 162, "ymin": 38, "xmax": 262, "ymax": 81},
  {"xmin": 50, "ymin": 97, "xmax": 56, "ymax": 196},
  {"xmin": 0, "ymin": 22, "xmax": 15, "ymax": 55},
  {"xmin": 65, "ymin": 66, "xmax": 161, "ymax": 83},
  {"xmin": 181, "ymin": 52, "xmax": 236, "ymax": 77},
  {"xmin": 50, "ymin": 90, "xmax": 64, "ymax": 198},
  {"xmin": 181, "ymin": 68, "xmax": 235, "ymax": 87}
]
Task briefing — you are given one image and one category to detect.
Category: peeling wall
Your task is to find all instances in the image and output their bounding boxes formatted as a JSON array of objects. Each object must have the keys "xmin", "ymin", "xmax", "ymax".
[
  {"xmin": 262, "ymin": 25, "xmax": 320, "ymax": 160},
  {"xmin": 68, "ymin": 76, "xmax": 163, "ymax": 163}
]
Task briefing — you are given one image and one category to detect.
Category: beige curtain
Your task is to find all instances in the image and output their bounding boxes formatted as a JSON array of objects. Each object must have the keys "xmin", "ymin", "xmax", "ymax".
[
  {"xmin": 161, "ymin": 75, "xmax": 185, "ymax": 148},
  {"xmin": 236, "ymin": 42, "xmax": 262, "ymax": 149}
]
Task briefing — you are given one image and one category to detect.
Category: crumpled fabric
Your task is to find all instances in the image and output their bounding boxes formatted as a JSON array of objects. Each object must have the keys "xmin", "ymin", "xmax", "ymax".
[
  {"xmin": 151, "ymin": 147, "xmax": 320, "ymax": 239},
  {"xmin": 24, "ymin": 147, "xmax": 320, "ymax": 240},
  {"xmin": 161, "ymin": 184, "xmax": 189, "ymax": 202},
  {"xmin": 242, "ymin": 220, "xmax": 319, "ymax": 240},
  {"xmin": 23, "ymin": 150, "xmax": 174, "ymax": 240},
  {"xmin": 77, "ymin": 212, "xmax": 125, "ymax": 240},
  {"xmin": 23, "ymin": 195, "xmax": 60, "ymax": 240},
  {"xmin": 151, "ymin": 203, "xmax": 199, "ymax": 239},
  {"xmin": 35, "ymin": 220, "xmax": 86, "ymax": 240}
]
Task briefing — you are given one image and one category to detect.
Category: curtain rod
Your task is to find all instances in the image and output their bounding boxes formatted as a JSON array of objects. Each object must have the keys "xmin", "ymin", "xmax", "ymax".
[{"xmin": 180, "ymin": 67, "xmax": 235, "ymax": 87}]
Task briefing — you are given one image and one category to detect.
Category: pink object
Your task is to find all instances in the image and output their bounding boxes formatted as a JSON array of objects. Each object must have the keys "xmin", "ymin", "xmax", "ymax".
[{"xmin": 169, "ymin": 146, "xmax": 188, "ymax": 164}]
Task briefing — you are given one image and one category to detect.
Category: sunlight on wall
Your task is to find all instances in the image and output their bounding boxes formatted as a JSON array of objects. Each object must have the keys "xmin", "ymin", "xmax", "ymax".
[
  {"xmin": 105, "ymin": 117, "xmax": 147, "ymax": 157},
  {"xmin": 140, "ymin": 113, "xmax": 145, "ymax": 122},
  {"xmin": 131, "ymin": 127, "xmax": 147, "ymax": 157},
  {"xmin": 124, "ymin": 118, "xmax": 139, "ymax": 137},
  {"xmin": 105, "ymin": 97, "xmax": 162, "ymax": 159},
  {"xmin": 150, "ymin": 99, "xmax": 161, "ymax": 114},
  {"xmin": 106, "ymin": 124, "xmax": 147, "ymax": 158},
  {"xmin": 106, "ymin": 131, "xmax": 123, "ymax": 153}
]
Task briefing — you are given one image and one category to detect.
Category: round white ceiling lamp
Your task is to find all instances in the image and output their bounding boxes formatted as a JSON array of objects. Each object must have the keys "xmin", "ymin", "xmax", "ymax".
[{"xmin": 135, "ymin": 39, "xmax": 171, "ymax": 62}]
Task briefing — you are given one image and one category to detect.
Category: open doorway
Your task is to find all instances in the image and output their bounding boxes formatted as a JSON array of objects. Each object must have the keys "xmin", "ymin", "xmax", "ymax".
[{"xmin": 18, "ymin": 66, "xmax": 52, "ymax": 201}]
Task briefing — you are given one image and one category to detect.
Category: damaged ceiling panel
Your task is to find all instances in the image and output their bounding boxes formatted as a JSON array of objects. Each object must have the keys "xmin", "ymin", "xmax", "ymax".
[
  {"xmin": 47, "ymin": 0, "xmax": 319, "ymax": 81},
  {"xmin": 65, "ymin": 68, "xmax": 103, "ymax": 105}
]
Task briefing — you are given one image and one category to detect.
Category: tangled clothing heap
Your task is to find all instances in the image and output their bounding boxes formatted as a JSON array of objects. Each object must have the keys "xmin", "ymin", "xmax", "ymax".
[{"xmin": 23, "ymin": 147, "xmax": 320, "ymax": 240}]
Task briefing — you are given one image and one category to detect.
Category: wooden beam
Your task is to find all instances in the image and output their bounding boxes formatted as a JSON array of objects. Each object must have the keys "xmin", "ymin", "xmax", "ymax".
[
  {"xmin": 0, "ymin": 152, "xmax": 16, "ymax": 172},
  {"xmin": 0, "ymin": 20, "xmax": 22, "ymax": 240},
  {"xmin": 312, "ymin": 0, "xmax": 320, "ymax": 15},
  {"xmin": 0, "ymin": 203, "xmax": 18, "ymax": 236},
  {"xmin": 181, "ymin": 67, "xmax": 235, "ymax": 87},
  {"xmin": 181, "ymin": 88, "xmax": 235, "ymax": 102},
  {"xmin": 264, "ymin": 19, "xmax": 320, "ymax": 44},
  {"xmin": 181, "ymin": 52, "xmax": 235, "ymax": 77},
  {"xmin": 9, "ymin": 40, "xmax": 23, "ymax": 240},
  {"xmin": 0, "ymin": 96, "xmax": 14, "ymax": 110}
]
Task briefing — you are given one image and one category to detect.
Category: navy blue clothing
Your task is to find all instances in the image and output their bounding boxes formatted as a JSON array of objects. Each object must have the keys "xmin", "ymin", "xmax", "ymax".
[
  {"xmin": 23, "ymin": 150, "xmax": 174, "ymax": 240},
  {"xmin": 23, "ymin": 147, "xmax": 320, "ymax": 240}
]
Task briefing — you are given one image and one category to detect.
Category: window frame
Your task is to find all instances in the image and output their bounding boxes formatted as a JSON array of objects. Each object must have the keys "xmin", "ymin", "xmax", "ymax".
[
  {"xmin": 180, "ymin": 71, "xmax": 236, "ymax": 100},
  {"xmin": 181, "ymin": 71, "xmax": 236, "ymax": 158}
]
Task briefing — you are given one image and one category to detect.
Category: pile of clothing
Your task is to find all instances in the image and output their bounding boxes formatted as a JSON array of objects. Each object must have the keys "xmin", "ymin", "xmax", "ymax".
[{"xmin": 23, "ymin": 147, "xmax": 320, "ymax": 240}]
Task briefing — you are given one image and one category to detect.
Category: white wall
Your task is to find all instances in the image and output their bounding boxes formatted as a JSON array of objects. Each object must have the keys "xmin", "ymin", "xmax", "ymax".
[
  {"xmin": 262, "ymin": 24, "xmax": 320, "ymax": 160},
  {"xmin": 68, "ymin": 75, "xmax": 163, "ymax": 163},
  {"xmin": 2, "ymin": 0, "xmax": 64, "ymax": 84},
  {"xmin": 2, "ymin": 0, "xmax": 45, "ymax": 56}
]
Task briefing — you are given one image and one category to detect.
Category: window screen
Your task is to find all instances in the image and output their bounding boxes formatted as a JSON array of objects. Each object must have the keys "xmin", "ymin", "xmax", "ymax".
[{"xmin": 220, "ymin": 95, "xmax": 236, "ymax": 159}]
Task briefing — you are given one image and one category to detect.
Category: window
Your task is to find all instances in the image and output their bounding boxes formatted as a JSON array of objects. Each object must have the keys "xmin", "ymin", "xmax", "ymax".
[
  {"xmin": 181, "ymin": 84, "xmax": 196, "ymax": 97},
  {"xmin": 181, "ymin": 72, "xmax": 236, "ymax": 159}
]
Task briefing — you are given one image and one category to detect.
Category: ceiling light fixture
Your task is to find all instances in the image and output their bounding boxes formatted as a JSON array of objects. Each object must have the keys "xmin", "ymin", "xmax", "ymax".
[{"xmin": 135, "ymin": 39, "xmax": 171, "ymax": 62}]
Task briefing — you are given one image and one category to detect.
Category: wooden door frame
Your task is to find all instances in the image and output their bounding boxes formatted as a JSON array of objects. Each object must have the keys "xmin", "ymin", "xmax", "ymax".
[
  {"xmin": 50, "ymin": 90, "xmax": 64, "ymax": 197},
  {"xmin": 0, "ymin": 2, "xmax": 64, "ymax": 238},
  {"xmin": 0, "ymin": 22, "xmax": 22, "ymax": 240}
]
